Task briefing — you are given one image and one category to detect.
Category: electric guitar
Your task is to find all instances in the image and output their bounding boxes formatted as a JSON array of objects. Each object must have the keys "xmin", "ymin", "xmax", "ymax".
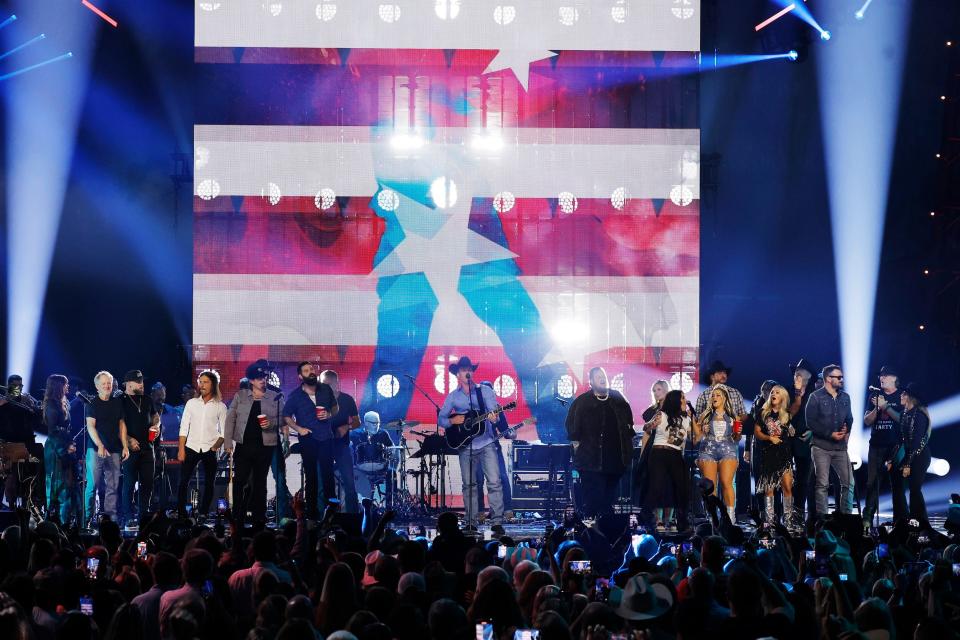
[{"xmin": 444, "ymin": 401, "xmax": 517, "ymax": 449}]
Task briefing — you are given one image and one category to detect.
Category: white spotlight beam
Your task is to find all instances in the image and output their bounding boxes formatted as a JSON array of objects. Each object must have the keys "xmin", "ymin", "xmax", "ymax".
[
  {"xmin": 930, "ymin": 392, "xmax": 960, "ymax": 429},
  {"xmin": 816, "ymin": 2, "xmax": 911, "ymax": 461},
  {"xmin": 3, "ymin": 2, "xmax": 96, "ymax": 389}
]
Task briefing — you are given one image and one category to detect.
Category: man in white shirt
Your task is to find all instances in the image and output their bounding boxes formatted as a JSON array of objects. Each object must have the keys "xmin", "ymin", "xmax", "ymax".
[{"xmin": 176, "ymin": 371, "xmax": 225, "ymax": 519}]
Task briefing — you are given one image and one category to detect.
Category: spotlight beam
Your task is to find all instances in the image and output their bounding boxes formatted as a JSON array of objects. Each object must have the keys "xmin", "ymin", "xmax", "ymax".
[
  {"xmin": 0, "ymin": 51, "xmax": 72, "ymax": 82},
  {"xmin": 755, "ymin": 3, "xmax": 796, "ymax": 32},
  {"xmin": 816, "ymin": 2, "xmax": 911, "ymax": 461},
  {"xmin": 855, "ymin": 0, "xmax": 875, "ymax": 21},
  {"xmin": 0, "ymin": 14, "xmax": 16, "ymax": 30},
  {"xmin": 930, "ymin": 392, "xmax": 960, "ymax": 429},
  {"xmin": 0, "ymin": 33, "xmax": 46, "ymax": 62}
]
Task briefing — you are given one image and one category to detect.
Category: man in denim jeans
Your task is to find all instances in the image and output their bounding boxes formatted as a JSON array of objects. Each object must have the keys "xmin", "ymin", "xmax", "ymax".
[{"xmin": 805, "ymin": 364, "xmax": 855, "ymax": 517}]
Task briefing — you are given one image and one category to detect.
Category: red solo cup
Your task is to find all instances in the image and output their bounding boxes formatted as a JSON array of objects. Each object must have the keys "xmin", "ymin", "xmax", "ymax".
[
  {"xmin": 732, "ymin": 419, "xmax": 742, "ymax": 435},
  {"xmin": 315, "ymin": 406, "xmax": 327, "ymax": 420},
  {"xmin": 257, "ymin": 414, "xmax": 268, "ymax": 428},
  {"xmin": 148, "ymin": 426, "xmax": 159, "ymax": 442}
]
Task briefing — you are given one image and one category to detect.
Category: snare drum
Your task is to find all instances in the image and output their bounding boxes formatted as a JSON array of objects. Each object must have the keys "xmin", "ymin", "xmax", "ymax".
[{"xmin": 354, "ymin": 441, "xmax": 387, "ymax": 473}]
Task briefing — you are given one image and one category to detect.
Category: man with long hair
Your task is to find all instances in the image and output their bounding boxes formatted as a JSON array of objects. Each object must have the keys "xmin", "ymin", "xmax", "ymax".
[{"xmin": 177, "ymin": 370, "xmax": 226, "ymax": 519}]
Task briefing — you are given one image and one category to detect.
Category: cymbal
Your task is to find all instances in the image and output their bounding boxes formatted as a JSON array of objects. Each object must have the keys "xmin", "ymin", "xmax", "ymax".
[{"xmin": 385, "ymin": 419, "xmax": 420, "ymax": 429}]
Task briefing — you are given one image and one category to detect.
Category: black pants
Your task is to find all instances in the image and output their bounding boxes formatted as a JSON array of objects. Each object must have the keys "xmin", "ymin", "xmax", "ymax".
[
  {"xmin": 178, "ymin": 448, "xmax": 218, "ymax": 516},
  {"xmin": 232, "ymin": 442, "xmax": 275, "ymax": 523},
  {"xmin": 300, "ymin": 438, "xmax": 336, "ymax": 518},
  {"xmin": 793, "ymin": 453, "xmax": 813, "ymax": 521},
  {"xmin": 864, "ymin": 444, "xmax": 906, "ymax": 524},
  {"xmin": 579, "ymin": 470, "xmax": 621, "ymax": 518},
  {"xmin": 906, "ymin": 449, "xmax": 931, "ymax": 525},
  {"xmin": 121, "ymin": 447, "xmax": 155, "ymax": 524}
]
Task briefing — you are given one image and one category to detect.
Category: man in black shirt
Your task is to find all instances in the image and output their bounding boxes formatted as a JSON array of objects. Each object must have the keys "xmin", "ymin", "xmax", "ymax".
[
  {"xmin": 84, "ymin": 371, "xmax": 129, "ymax": 525},
  {"xmin": 322, "ymin": 370, "xmax": 361, "ymax": 512},
  {"xmin": 862, "ymin": 365, "xmax": 906, "ymax": 528},
  {"xmin": 120, "ymin": 370, "xmax": 159, "ymax": 526}
]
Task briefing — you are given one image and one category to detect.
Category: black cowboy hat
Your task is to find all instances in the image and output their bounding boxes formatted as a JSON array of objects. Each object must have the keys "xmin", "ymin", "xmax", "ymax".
[
  {"xmin": 245, "ymin": 359, "xmax": 272, "ymax": 381},
  {"xmin": 790, "ymin": 358, "xmax": 817, "ymax": 376},
  {"xmin": 879, "ymin": 365, "xmax": 898, "ymax": 378},
  {"xmin": 901, "ymin": 382, "xmax": 924, "ymax": 404},
  {"xmin": 704, "ymin": 360, "xmax": 732, "ymax": 378},
  {"xmin": 448, "ymin": 356, "xmax": 479, "ymax": 375}
]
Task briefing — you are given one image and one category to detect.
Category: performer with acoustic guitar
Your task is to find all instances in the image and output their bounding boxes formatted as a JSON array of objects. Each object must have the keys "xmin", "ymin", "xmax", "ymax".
[{"xmin": 438, "ymin": 356, "xmax": 515, "ymax": 527}]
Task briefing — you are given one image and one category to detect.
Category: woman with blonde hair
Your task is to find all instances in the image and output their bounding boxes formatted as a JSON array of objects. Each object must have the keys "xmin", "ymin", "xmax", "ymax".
[
  {"xmin": 692, "ymin": 385, "xmax": 741, "ymax": 524},
  {"xmin": 754, "ymin": 385, "xmax": 796, "ymax": 529}
]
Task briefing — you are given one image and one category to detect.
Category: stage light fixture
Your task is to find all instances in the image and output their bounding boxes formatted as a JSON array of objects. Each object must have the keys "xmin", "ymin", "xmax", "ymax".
[
  {"xmin": 787, "ymin": 49, "xmax": 799, "ymax": 61},
  {"xmin": 429, "ymin": 176, "xmax": 457, "ymax": 209},
  {"xmin": 930, "ymin": 458, "xmax": 951, "ymax": 477},
  {"xmin": 855, "ymin": 0, "xmax": 875, "ymax": 21},
  {"xmin": 820, "ymin": 30, "xmax": 831, "ymax": 41},
  {"xmin": 816, "ymin": 0, "xmax": 910, "ymax": 460},
  {"xmin": 0, "ymin": 32, "xmax": 45, "ymax": 61}
]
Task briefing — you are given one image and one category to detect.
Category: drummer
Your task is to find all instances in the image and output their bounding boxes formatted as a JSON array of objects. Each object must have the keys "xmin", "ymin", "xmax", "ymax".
[
  {"xmin": 321, "ymin": 370, "xmax": 361, "ymax": 513},
  {"xmin": 350, "ymin": 411, "xmax": 396, "ymax": 507}
]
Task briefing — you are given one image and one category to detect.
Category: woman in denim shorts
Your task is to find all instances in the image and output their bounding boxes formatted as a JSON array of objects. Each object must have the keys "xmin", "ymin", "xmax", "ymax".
[{"xmin": 693, "ymin": 385, "xmax": 742, "ymax": 524}]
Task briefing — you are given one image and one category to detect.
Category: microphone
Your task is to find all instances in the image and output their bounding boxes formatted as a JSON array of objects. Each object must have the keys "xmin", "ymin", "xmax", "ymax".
[
  {"xmin": 267, "ymin": 383, "xmax": 284, "ymax": 398},
  {"xmin": 554, "ymin": 395, "xmax": 568, "ymax": 406},
  {"xmin": 868, "ymin": 386, "xmax": 883, "ymax": 393},
  {"xmin": 465, "ymin": 372, "xmax": 472, "ymax": 380},
  {"xmin": 75, "ymin": 391, "xmax": 94, "ymax": 404}
]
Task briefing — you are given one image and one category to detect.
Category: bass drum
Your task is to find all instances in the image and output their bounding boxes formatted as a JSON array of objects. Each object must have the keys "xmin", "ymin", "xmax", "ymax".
[{"xmin": 354, "ymin": 441, "xmax": 387, "ymax": 473}]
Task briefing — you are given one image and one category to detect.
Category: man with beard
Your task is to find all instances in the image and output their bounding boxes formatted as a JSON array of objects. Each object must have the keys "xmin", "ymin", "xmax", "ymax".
[
  {"xmin": 806, "ymin": 364, "xmax": 854, "ymax": 517},
  {"xmin": 565, "ymin": 367, "xmax": 634, "ymax": 518},
  {"xmin": 120, "ymin": 370, "xmax": 160, "ymax": 526},
  {"xmin": 282, "ymin": 362, "xmax": 338, "ymax": 519}
]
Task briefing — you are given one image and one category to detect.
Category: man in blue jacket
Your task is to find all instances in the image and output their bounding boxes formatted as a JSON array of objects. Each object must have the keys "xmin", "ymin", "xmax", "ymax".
[{"xmin": 805, "ymin": 364, "xmax": 854, "ymax": 517}]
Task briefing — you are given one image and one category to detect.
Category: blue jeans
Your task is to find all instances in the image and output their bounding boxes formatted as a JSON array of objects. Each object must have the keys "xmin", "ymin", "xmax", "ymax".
[
  {"xmin": 459, "ymin": 442, "xmax": 504, "ymax": 524},
  {"xmin": 84, "ymin": 448, "xmax": 120, "ymax": 521},
  {"xmin": 475, "ymin": 442, "xmax": 512, "ymax": 512},
  {"xmin": 812, "ymin": 446, "xmax": 851, "ymax": 516},
  {"xmin": 333, "ymin": 440, "xmax": 359, "ymax": 513}
]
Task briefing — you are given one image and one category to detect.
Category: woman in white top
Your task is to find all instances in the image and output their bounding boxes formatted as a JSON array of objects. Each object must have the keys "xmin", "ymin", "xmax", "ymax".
[
  {"xmin": 693, "ymin": 385, "xmax": 742, "ymax": 524},
  {"xmin": 641, "ymin": 389, "xmax": 692, "ymax": 533}
]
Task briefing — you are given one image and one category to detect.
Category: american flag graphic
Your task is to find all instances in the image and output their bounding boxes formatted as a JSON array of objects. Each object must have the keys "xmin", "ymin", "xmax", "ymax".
[{"xmin": 192, "ymin": 0, "xmax": 701, "ymax": 447}]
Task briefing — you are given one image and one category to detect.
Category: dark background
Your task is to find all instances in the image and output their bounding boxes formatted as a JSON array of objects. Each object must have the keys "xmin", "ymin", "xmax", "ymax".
[{"xmin": 1, "ymin": 2, "xmax": 958, "ymax": 494}]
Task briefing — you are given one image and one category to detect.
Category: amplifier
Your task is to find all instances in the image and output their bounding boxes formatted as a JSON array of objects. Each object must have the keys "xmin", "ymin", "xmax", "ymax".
[
  {"xmin": 513, "ymin": 443, "xmax": 572, "ymax": 471},
  {"xmin": 512, "ymin": 470, "xmax": 570, "ymax": 499}
]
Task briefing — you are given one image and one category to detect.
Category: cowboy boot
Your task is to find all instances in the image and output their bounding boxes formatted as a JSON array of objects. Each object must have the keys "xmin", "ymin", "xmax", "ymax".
[
  {"xmin": 726, "ymin": 506, "xmax": 736, "ymax": 525},
  {"xmin": 764, "ymin": 495, "xmax": 776, "ymax": 527},
  {"xmin": 782, "ymin": 495, "xmax": 795, "ymax": 531}
]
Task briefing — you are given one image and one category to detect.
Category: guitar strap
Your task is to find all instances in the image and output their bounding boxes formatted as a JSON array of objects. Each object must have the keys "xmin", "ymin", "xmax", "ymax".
[{"xmin": 474, "ymin": 385, "xmax": 490, "ymax": 437}]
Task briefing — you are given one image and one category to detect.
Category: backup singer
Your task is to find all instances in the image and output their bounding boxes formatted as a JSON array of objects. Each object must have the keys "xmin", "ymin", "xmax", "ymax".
[
  {"xmin": 806, "ymin": 364, "xmax": 854, "ymax": 517},
  {"xmin": 120, "ymin": 369, "xmax": 160, "ymax": 526},
  {"xmin": 227, "ymin": 360, "xmax": 286, "ymax": 525},
  {"xmin": 0, "ymin": 374, "xmax": 41, "ymax": 510},
  {"xmin": 440, "ymin": 357, "xmax": 512, "ymax": 526},
  {"xmin": 177, "ymin": 371, "xmax": 226, "ymax": 519},
  {"xmin": 754, "ymin": 385, "xmax": 796, "ymax": 529},
  {"xmin": 84, "ymin": 371, "xmax": 129, "ymax": 524},
  {"xmin": 862, "ymin": 365, "xmax": 906, "ymax": 528},
  {"xmin": 642, "ymin": 389, "xmax": 691, "ymax": 533},
  {"xmin": 693, "ymin": 385, "xmax": 741, "ymax": 524},
  {"xmin": 565, "ymin": 366, "xmax": 634, "ymax": 519},
  {"xmin": 323, "ymin": 369, "xmax": 361, "ymax": 513},
  {"xmin": 283, "ymin": 362, "xmax": 336, "ymax": 519},
  {"xmin": 42, "ymin": 374, "xmax": 79, "ymax": 524},
  {"xmin": 878, "ymin": 382, "xmax": 931, "ymax": 527}
]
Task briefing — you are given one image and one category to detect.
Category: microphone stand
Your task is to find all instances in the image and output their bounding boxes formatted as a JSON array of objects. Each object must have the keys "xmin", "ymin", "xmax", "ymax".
[
  {"xmin": 73, "ymin": 391, "xmax": 94, "ymax": 532},
  {"xmin": 405, "ymin": 374, "xmax": 446, "ymax": 509}
]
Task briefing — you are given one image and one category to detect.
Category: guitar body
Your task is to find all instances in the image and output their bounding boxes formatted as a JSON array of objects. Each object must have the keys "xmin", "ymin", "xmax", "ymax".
[{"xmin": 444, "ymin": 401, "xmax": 517, "ymax": 450}]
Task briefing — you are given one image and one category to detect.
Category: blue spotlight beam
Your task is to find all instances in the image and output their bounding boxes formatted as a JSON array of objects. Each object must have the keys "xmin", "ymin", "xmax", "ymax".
[
  {"xmin": 0, "ymin": 14, "xmax": 16, "ymax": 30},
  {"xmin": 0, "ymin": 51, "xmax": 72, "ymax": 81},
  {"xmin": 855, "ymin": 0, "xmax": 875, "ymax": 21},
  {"xmin": 775, "ymin": 0, "xmax": 829, "ymax": 37},
  {"xmin": 0, "ymin": 32, "xmax": 46, "ymax": 62},
  {"xmin": 816, "ymin": 2, "xmax": 911, "ymax": 462},
  {"xmin": 704, "ymin": 51, "xmax": 798, "ymax": 70}
]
